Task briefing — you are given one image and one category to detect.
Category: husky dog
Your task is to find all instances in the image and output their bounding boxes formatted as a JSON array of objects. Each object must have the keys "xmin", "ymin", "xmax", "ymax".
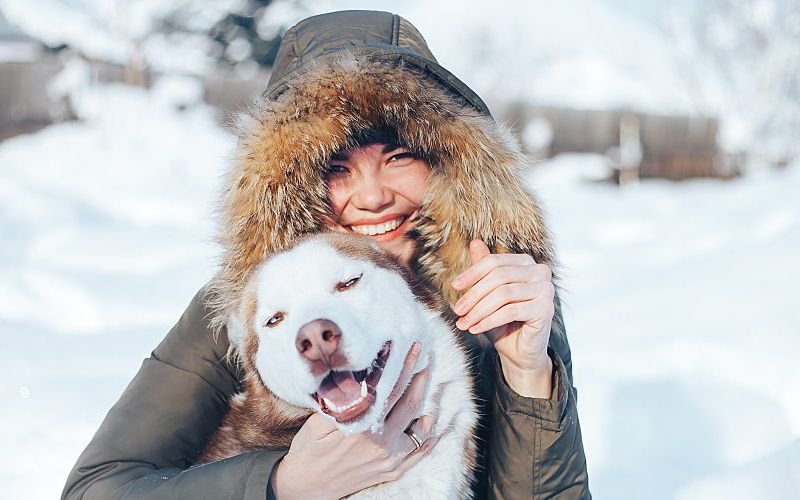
[{"xmin": 199, "ymin": 231, "xmax": 478, "ymax": 498}]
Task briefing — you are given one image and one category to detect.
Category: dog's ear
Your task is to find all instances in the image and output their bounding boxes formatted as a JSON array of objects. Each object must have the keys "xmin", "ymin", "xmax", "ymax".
[{"xmin": 226, "ymin": 304, "xmax": 248, "ymax": 353}]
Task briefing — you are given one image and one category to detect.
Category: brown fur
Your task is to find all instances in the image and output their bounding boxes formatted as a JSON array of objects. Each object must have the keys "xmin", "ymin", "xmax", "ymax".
[{"xmin": 198, "ymin": 284, "xmax": 312, "ymax": 463}]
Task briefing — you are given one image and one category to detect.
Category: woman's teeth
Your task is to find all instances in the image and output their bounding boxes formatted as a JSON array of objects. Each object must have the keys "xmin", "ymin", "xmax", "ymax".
[{"xmin": 349, "ymin": 216, "xmax": 405, "ymax": 236}]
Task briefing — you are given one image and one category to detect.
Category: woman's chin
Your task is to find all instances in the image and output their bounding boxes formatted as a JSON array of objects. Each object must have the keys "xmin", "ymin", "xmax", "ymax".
[{"xmin": 379, "ymin": 239, "xmax": 415, "ymax": 266}]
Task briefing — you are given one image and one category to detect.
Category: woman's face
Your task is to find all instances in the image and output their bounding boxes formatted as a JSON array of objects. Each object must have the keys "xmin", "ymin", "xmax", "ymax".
[{"xmin": 324, "ymin": 143, "xmax": 430, "ymax": 265}]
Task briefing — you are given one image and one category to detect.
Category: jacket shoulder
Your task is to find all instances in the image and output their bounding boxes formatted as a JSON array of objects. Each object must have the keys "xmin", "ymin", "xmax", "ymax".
[{"xmin": 152, "ymin": 284, "xmax": 243, "ymax": 396}]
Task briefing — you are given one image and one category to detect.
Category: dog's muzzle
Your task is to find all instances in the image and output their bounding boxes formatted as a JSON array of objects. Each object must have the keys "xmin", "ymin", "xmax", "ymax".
[{"xmin": 310, "ymin": 339, "xmax": 393, "ymax": 423}]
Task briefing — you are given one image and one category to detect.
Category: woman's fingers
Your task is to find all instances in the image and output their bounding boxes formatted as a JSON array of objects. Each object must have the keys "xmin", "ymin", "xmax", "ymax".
[
  {"xmin": 412, "ymin": 414, "xmax": 436, "ymax": 441},
  {"xmin": 383, "ymin": 367, "xmax": 429, "ymax": 438},
  {"xmin": 453, "ymin": 264, "xmax": 535, "ymax": 316},
  {"xmin": 466, "ymin": 301, "xmax": 531, "ymax": 335},
  {"xmin": 381, "ymin": 342, "xmax": 421, "ymax": 420},
  {"xmin": 381, "ymin": 414, "xmax": 441, "ymax": 483},
  {"xmin": 383, "ymin": 436, "xmax": 439, "ymax": 483},
  {"xmin": 451, "ymin": 253, "xmax": 536, "ymax": 291},
  {"xmin": 400, "ymin": 389, "xmax": 440, "ymax": 452},
  {"xmin": 469, "ymin": 292, "xmax": 555, "ymax": 336},
  {"xmin": 410, "ymin": 384, "xmax": 441, "ymax": 442},
  {"xmin": 292, "ymin": 412, "xmax": 340, "ymax": 445},
  {"xmin": 457, "ymin": 281, "xmax": 548, "ymax": 332}
]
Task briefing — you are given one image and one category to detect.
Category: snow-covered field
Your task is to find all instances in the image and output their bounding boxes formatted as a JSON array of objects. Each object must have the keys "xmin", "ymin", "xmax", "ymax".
[
  {"xmin": 528, "ymin": 157, "xmax": 800, "ymax": 499},
  {"xmin": 1, "ymin": 0, "xmax": 799, "ymax": 496},
  {"xmin": 1, "ymin": 79, "xmax": 798, "ymax": 499},
  {"xmin": 0, "ymin": 80, "xmax": 233, "ymax": 499}
]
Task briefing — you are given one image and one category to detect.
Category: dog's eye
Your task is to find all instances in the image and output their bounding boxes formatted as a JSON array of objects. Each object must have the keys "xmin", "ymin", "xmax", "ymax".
[
  {"xmin": 335, "ymin": 273, "xmax": 363, "ymax": 292},
  {"xmin": 264, "ymin": 311, "xmax": 285, "ymax": 328}
]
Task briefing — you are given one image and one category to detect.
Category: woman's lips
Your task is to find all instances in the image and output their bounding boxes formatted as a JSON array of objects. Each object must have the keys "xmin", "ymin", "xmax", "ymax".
[{"xmin": 347, "ymin": 213, "xmax": 409, "ymax": 226}]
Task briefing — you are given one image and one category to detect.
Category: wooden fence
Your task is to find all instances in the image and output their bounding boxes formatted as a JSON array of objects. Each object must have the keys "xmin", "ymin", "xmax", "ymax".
[
  {"xmin": 0, "ymin": 55, "xmax": 268, "ymax": 134},
  {"xmin": 498, "ymin": 102, "xmax": 735, "ymax": 180},
  {"xmin": 2, "ymin": 57, "xmax": 737, "ymax": 180}
]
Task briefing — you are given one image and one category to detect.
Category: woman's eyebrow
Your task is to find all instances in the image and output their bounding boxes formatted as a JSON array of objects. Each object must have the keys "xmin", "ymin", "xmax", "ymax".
[
  {"xmin": 329, "ymin": 151, "xmax": 349, "ymax": 162},
  {"xmin": 329, "ymin": 143, "xmax": 405, "ymax": 162},
  {"xmin": 381, "ymin": 143, "xmax": 404, "ymax": 153}
]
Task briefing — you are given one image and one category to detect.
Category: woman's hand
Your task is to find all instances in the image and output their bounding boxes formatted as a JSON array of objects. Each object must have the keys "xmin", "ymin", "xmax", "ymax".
[
  {"xmin": 451, "ymin": 239, "xmax": 555, "ymax": 398},
  {"xmin": 270, "ymin": 343, "xmax": 439, "ymax": 499}
]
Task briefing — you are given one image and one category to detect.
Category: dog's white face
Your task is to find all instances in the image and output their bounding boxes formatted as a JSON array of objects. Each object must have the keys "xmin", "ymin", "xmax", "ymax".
[{"xmin": 230, "ymin": 233, "xmax": 434, "ymax": 434}]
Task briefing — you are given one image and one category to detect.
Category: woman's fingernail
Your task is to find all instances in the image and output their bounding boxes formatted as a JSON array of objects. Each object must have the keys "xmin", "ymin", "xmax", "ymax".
[
  {"xmin": 451, "ymin": 277, "xmax": 464, "ymax": 288},
  {"xmin": 424, "ymin": 437, "xmax": 439, "ymax": 453},
  {"xmin": 411, "ymin": 342, "xmax": 421, "ymax": 354}
]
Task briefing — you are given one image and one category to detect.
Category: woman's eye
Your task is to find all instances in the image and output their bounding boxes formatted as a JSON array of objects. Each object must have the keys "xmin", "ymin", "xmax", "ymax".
[
  {"xmin": 325, "ymin": 164, "xmax": 349, "ymax": 176},
  {"xmin": 335, "ymin": 274, "xmax": 363, "ymax": 292},
  {"xmin": 388, "ymin": 152, "xmax": 414, "ymax": 163},
  {"xmin": 264, "ymin": 311, "xmax": 285, "ymax": 327}
]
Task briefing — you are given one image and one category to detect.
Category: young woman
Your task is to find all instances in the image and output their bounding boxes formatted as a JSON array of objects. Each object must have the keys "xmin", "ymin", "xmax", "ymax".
[{"xmin": 63, "ymin": 10, "xmax": 590, "ymax": 499}]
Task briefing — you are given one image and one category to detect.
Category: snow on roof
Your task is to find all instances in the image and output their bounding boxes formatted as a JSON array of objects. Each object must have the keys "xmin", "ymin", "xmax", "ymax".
[{"xmin": 0, "ymin": 6, "xmax": 36, "ymax": 42}]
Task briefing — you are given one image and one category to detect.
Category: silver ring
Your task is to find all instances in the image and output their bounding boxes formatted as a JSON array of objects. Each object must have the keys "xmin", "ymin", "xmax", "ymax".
[{"xmin": 405, "ymin": 429, "xmax": 423, "ymax": 451}]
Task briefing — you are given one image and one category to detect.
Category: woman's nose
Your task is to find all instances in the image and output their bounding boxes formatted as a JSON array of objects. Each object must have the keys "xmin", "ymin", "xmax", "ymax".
[{"xmin": 353, "ymin": 175, "xmax": 394, "ymax": 211}]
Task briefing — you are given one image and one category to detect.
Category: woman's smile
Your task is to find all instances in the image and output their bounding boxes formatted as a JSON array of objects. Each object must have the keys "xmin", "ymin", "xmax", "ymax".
[{"xmin": 343, "ymin": 210, "xmax": 418, "ymax": 242}]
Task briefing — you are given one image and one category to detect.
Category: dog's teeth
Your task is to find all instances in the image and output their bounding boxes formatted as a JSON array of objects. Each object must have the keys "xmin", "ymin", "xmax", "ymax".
[{"xmin": 321, "ymin": 391, "xmax": 367, "ymax": 413}]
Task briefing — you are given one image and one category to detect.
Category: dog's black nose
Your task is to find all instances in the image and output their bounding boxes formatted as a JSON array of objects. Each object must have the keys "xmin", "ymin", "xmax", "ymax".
[{"xmin": 296, "ymin": 318, "xmax": 342, "ymax": 362}]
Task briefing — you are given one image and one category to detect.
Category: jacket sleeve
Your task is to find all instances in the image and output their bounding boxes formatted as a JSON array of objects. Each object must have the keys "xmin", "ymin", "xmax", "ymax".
[
  {"xmin": 61, "ymin": 286, "xmax": 288, "ymax": 500},
  {"xmin": 483, "ymin": 288, "xmax": 591, "ymax": 499}
]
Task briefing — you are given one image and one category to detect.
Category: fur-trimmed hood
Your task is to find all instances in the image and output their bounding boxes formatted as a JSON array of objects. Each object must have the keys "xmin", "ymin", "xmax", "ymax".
[{"xmin": 209, "ymin": 10, "xmax": 560, "ymax": 331}]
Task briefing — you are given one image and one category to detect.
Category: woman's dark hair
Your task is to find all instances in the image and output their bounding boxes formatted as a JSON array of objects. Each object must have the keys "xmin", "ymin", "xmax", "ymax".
[
  {"xmin": 330, "ymin": 124, "xmax": 434, "ymax": 165},
  {"xmin": 349, "ymin": 125, "xmax": 401, "ymax": 149}
]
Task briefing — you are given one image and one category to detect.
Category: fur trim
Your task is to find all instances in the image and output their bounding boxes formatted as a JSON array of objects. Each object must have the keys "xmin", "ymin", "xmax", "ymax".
[{"xmin": 207, "ymin": 51, "xmax": 560, "ymax": 349}]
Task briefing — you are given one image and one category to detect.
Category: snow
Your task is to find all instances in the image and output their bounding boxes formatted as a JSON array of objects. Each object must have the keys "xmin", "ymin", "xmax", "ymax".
[
  {"xmin": 528, "ymin": 154, "xmax": 800, "ymax": 498},
  {"xmin": 1, "ymin": 78, "xmax": 798, "ymax": 498},
  {"xmin": 0, "ymin": 0, "xmax": 238, "ymax": 73},
  {"xmin": 0, "ymin": 75, "xmax": 232, "ymax": 340},
  {"xmin": 521, "ymin": 117, "xmax": 554, "ymax": 153},
  {"xmin": 0, "ymin": 0, "xmax": 719, "ymax": 114},
  {"xmin": 286, "ymin": 0, "xmax": 800, "ymax": 159},
  {"xmin": 1, "ymin": 1, "xmax": 798, "ymax": 498},
  {"xmin": 0, "ymin": 76, "xmax": 233, "ymax": 498},
  {"xmin": 4, "ymin": 0, "xmax": 796, "ymax": 157}
]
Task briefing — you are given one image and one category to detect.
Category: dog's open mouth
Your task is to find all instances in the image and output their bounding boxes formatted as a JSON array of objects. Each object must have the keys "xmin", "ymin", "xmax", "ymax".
[{"xmin": 312, "ymin": 341, "xmax": 392, "ymax": 423}]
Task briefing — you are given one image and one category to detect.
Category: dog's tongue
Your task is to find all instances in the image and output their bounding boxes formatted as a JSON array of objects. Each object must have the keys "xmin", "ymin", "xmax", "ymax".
[{"xmin": 318, "ymin": 370, "xmax": 362, "ymax": 407}]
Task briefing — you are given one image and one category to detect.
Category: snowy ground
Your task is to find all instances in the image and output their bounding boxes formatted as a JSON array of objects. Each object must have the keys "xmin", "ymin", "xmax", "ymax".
[
  {"xmin": 1, "ymin": 82, "xmax": 798, "ymax": 499},
  {"xmin": 0, "ymin": 80, "xmax": 233, "ymax": 499},
  {"xmin": 527, "ymin": 157, "xmax": 800, "ymax": 499}
]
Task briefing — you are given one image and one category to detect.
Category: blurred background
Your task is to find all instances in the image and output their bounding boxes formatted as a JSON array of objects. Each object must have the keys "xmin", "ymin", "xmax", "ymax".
[{"xmin": 1, "ymin": 0, "xmax": 798, "ymax": 498}]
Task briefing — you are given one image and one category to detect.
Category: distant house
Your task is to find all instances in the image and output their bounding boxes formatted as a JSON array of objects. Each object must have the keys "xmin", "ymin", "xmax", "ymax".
[
  {"xmin": 0, "ymin": 9, "xmax": 56, "ymax": 140},
  {"xmin": 499, "ymin": 102, "xmax": 739, "ymax": 182}
]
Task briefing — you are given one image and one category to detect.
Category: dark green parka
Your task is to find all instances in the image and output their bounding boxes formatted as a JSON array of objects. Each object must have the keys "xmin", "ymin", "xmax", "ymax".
[{"xmin": 62, "ymin": 10, "xmax": 590, "ymax": 500}]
